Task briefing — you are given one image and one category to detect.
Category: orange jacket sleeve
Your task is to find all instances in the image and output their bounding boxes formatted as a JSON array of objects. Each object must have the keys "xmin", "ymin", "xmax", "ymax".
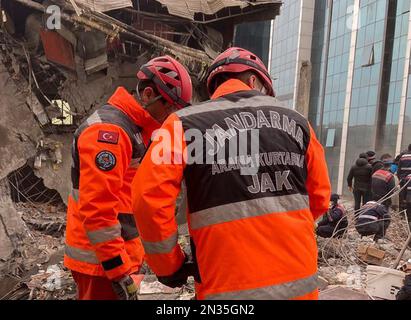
[
  {"xmin": 77, "ymin": 123, "xmax": 132, "ymax": 280},
  {"xmin": 305, "ymin": 125, "xmax": 331, "ymax": 220},
  {"xmin": 132, "ymin": 113, "xmax": 185, "ymax": 276}
]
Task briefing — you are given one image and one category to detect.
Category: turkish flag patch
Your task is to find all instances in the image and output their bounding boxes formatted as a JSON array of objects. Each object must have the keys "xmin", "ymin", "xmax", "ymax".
[{"xmin": 98, "ymin": 130, "xmax": 119, "ymax": 145}]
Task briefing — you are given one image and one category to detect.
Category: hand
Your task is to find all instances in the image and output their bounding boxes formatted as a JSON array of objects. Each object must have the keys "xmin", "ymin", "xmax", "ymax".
[
  {"xmin": 112, "ymin": 275, "xmax": 140, "ymax": 300},
  {"xmin": 157, "ymin": 257, "xmax": 200, "ymax": 288},
  {"xmin": 348, "ymin": 186, "xmax": 353, "ymax": 192}
]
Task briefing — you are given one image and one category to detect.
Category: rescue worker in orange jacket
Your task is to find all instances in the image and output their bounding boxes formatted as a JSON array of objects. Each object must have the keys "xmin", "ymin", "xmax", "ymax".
[
  {"xmin": 131, "ymin": 47, "xmax": 331, "ymax": 300},
  {"xmin": 64, "ymin": 56, "xmax": 192, "ymax": 300}
]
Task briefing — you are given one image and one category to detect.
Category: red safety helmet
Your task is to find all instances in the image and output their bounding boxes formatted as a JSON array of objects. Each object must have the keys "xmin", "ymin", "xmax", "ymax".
[
  {"xmin": 207, "ymin": 47, "xmax": 274, "ymax": 97},
  {"xmin": 137, "ymin": 56, "xmax": 192, "ymax": 109}
]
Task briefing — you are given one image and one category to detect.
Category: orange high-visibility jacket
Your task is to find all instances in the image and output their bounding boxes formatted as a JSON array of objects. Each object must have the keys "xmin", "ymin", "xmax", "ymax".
[
  {"xmin": 132, "ymin": 79, "xmax": 331, "ymax": 299},
  {"xmin": 64, "ymin": 87, "xmax": 161, "ymax": 280}
]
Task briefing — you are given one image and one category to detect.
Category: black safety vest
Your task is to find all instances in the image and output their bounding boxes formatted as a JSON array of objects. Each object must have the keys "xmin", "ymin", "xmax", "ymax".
[{"xmin": 175, "ymin": 90, "xmax": 311, "ymax": 222}]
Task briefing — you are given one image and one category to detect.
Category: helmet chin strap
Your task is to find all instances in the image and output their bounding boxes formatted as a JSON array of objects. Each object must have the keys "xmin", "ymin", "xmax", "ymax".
[{"xmin": 135, "ymin": 83, "xmax": 164, "ymax": 109}]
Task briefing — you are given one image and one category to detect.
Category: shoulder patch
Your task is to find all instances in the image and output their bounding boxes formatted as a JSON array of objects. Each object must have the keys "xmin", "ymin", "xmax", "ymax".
[
  {"xmin": 98, "ymin": 130, "xmax": 119, "ymax": 145},
  {"xmin": 95, "ymin": 151, "xmax": 116, "ymax": 171}
]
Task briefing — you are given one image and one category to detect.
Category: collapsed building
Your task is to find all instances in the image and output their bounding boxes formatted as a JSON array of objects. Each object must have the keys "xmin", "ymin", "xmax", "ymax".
[{"xmin": 0, "ymin": 0, "xmax": 281, "ymax": 298}]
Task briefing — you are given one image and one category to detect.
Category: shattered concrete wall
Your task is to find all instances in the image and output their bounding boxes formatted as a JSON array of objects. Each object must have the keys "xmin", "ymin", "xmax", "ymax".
[
  {"xmin": 34, "ymin": 134, "xmax": 73, "ymax": 204},
  {"xmin": 0, "ymin": 54, "xmax": 43, "ymax": 181},
  {"xmin": 295, "ymin": 61, "xmax": 312, "ymax": 118},
  {"xmin": 0, "ymin": 54, "xmax": 39, "ymax": 261},
  {"xmin": 0, "ymin": 179, "xmax": 28, "ymax": 261}
]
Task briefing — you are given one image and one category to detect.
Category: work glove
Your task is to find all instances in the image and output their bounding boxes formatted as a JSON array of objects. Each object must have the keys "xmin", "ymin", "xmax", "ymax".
[
  {"xmin": 157, "ymin": 256, "xmax": 201, "ymax": 288},
  {"xmin": 112, "ymin": 274, "xmax": 142, "ymax": 300}
]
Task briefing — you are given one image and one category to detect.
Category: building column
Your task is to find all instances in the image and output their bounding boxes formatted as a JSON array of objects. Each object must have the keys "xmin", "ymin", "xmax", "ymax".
[
  {"xmin": 267, "ymin": 20, "xmax": 274, "ymax": 73},
  {"xmin": 337, "ymin": 0, "xmax": 360, "ymax": 195},
  {"xmin": 395, "ymin": 3, "xmax": 411, "ymax": 155},
  {"xmin": 293, "ymin": 0, "xmax": 315, "ymax": 115}
]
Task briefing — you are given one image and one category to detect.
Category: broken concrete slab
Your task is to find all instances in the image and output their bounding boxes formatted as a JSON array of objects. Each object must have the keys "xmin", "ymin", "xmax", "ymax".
[
  {"xmin": 366, "ymin": 266, "xmax": 406, "ymax": 300},
  {"xmin": 0, "ymin": 57, "xmax": 43, "ymax": 181},
  {"xmin": 0, "ymin": 189, "xmax": 29, "ymax": 260},
  {"xmin": 0, "ymin": 219, "xmax": 14, "ymax": 260},
  {"xmin": 319, "ymin": 286, "xmax": 370, "ymax": 300},
  {"xmin": 358, "ymin": 244, "xmax": 386, "ymax": 266},
  {"xmin": 318, "ymin": 276, "xmax": 329, "ymax": 291},
  {"xmin": 34, "ymin": 134, "xmax": 73, "ymax": 204},
  {"xmin": 139, "ymin": 275, "xmax": 183, "ymax": 295}
]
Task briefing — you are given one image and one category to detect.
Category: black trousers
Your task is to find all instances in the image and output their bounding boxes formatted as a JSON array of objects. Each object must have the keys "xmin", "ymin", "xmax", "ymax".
[
  {"xmin": 353, "ymin": 189, "xmax": 371, "ymax": 210},
  {"xmin": 317, "ymin": 225, "xmax": 346, "ymax": 238},
  {"xmin": 356, "ymin": 218, "xmax": 390, "ymax": 241},
  {"xmin": 399, "ymin": 180, "xmax": 408, "ymax": 212}
]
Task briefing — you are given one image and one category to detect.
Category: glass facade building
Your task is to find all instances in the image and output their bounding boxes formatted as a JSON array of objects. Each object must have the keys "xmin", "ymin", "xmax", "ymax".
[
  {"xmin": 269, "ymin": 0, "xmax": 315, "ymax": 108},
  {"xmin": 312, "ymin": 0, "xmax": 354, "ymax": 186},
  {"xmin": 237, "ymin": 0, "xmax": 411, "ymax": 194},
  {"xmin": 269, "ymin": 0, "xmax": 411, "ymax": 194},
  {"xmin": 234, "ymin": 21, "xmax": 272, "ymax": 67},
  {"xmin": 270, "ymin": 0, "xmax": 303, "ymax": 107}
]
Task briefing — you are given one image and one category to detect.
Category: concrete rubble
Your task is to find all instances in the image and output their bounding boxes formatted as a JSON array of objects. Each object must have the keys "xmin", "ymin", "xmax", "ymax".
[
  {"xmin": 317, "ymin": 200, "xmax": 411, "ymax": 300},
  {"xmin": 0, "ymin": 195, "xmax": 409, "ymax": 300},
  {"xmin": 1, "ymin": 0, "xmax": 410, "ymax": 301}
]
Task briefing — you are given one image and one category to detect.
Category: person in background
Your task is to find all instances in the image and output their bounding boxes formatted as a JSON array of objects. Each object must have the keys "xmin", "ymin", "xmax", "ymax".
[
  {"xmin": 347, "ymin": 156, "xmax": 372, "ymax": 210},
  {"xmin": 398, "ymin": 144, "xmax": 411, "ymax": 213},
  {"xmin": 405, "ymin": 174, "xmax": 411, "ymax": 228},
  {"xmin": 367, "ymin": 150, "xmax": 384, "ymax": 173},
  {"xmin": 397, "ymin": 274, "xmax": 411, "ymax": 300},
  {"xmin": 359, "ymin": 153, "xmax": 368, "ymax": 160},
  {"xmin": 366, "ymin": 150, "xmax": 376, "ymax": 163},
  {"xmin": 316, "ymin": 194, "xmax": 348, "ymax": 238},
  {"xmin": 355, "ymin": 201, "xmax": 391, "ymax": 242},
  {"xmin": 371, "ymin": 157, "xmax": 396, "ymax": 208},
  {"xmin": 380, "ymin": 153, "xmax": 400, "ymax": 211}
]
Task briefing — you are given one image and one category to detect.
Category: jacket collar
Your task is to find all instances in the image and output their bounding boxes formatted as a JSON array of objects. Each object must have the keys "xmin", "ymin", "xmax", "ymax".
[
  {"xmin": 211, "ymin": 79, "xmax": 253, "ymax": 100},
  {"xmin": 107, "ymin": 87, "xmax": 161, "ymax": 145}
]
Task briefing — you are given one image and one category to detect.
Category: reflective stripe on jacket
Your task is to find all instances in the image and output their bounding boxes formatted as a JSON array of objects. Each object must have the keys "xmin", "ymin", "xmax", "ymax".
[
  {"xmin": 64, "ymin": 87, "xmax": 160, "ymax": 280},
  {"xmin": 132, "ymin": 79, "xmax": 331, "ymax": 299},
  {"xmin": 406, "ymin": 175, "xmax": 411, "ymax": 203},
  {"xmin": 371, "ymin": 169, "xmax": 395, "ymax": 206},
  {"xmin": 398, "ymin": 153, "xmax": 411, "ymax": 180}
]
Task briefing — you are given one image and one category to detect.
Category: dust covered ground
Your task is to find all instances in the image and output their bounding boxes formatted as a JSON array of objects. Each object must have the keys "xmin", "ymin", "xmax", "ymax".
[{"xmin": 0, "ymin": 199, "xmax": 410, "ymax": 300}]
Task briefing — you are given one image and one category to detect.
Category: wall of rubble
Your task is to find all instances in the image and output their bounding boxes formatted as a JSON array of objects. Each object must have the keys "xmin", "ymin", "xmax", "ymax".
[
  {"xmin": 0, "ymin": 55, "xmax": 39, "ymax": 261},
  {"xmin": 0, "ymin": 54, "xmax": 43, "ymax": 182}
]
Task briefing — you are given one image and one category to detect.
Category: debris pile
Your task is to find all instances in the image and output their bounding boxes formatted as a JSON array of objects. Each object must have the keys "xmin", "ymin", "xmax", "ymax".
[
  {"xmin": 317, "ymin": 200, "xmax": 411, "ymax": 300},
  {"xmin": 0, "ymin": 202, "xmax": 70, "ymax": 300},
  {"xmin": 138, "ymin": 275, "xmax": 195, "ymax": 300}
]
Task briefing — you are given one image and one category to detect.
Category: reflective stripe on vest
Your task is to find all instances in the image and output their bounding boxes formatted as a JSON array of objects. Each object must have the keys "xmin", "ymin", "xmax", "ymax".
[
  {"xmin": 85, "ymin": 215, "xmax": 139, "ymax": 245},
  {"xmin": 189, "ymin": 194, "xmax": 310, "ymax": 230},
  {"xmin": 373, "ymin": 170, "xmax": 393, "ymax": 183},
  {"xmin": 141, "ymin": 232, "xmax": 178, "ymax": 254},
  {"xmin": 86, "ymin": 112, "xmax": 102, "ymax": 126},
  {"xmin": 86, "ymin": 223, "xmax": 122, "ymax": 245},
  {"xmin": 65, "ymin": 245, "xmax": 99, "ymax": 264},
  {"xmin": 71, "ymin": 188, "xmax": 79, "ymax": 202},
  {"xmin": 129, "ymin": 158, "xmax": 141, "ymax": 169},
  {"xmin": 205, "ymin": 272, "xmax": 318, "ymax": 300},
  {"xmin": 118, "ymin": 213, "xmax": 139, "ymax": 241},
  {"xmin": 359, "ymin": 214, "xmax": 379, "ymax": 221},
  {"xmin": 176, "ymin": 93, "xmax": 278, "ymax": 118}
]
